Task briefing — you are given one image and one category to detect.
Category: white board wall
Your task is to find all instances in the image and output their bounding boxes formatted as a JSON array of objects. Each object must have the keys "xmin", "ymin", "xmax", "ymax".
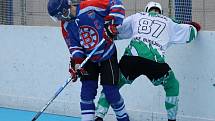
[{"xmin": 0, "ymin": 25, "xmax": 214, "ymax": 121}]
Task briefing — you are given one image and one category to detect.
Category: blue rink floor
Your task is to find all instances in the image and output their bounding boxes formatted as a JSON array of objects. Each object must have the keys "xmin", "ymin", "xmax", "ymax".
[{"xmin": 0, "ymin": 107, "xmax": 81, "ymax": 121}]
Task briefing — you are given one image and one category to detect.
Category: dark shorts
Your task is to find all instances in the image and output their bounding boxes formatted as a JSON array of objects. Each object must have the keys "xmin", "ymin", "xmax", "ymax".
[
  {"xmin": 119, "ymin": 55, "xmax": 171, "ymax": 81},
  {"xmin": 80, "ymin": 51, "xmax": 119, "ymax": 86}
]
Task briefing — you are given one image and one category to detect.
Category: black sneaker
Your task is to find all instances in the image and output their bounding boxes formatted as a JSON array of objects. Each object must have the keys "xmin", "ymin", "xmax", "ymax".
[{"xmin": 95, "ymin": 116, "xmax": 103, "ymax": 121}]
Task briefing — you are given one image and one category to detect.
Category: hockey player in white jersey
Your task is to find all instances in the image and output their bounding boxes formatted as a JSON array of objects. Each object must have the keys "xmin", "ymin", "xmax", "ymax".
[{"xmin": 95, "ymin": 1, "xmax": 201, "ymax": 121}]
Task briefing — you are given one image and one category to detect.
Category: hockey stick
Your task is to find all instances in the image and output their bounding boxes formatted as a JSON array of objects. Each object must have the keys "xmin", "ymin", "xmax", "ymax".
[{"xmin": 31, "ymin": 39, "xmax": 105, "ymax": 121}]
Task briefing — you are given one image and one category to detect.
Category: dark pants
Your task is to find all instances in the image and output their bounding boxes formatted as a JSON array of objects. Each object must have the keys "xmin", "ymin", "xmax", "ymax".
[
  {"xmin": 119, "ymin": 55, "xmax": 171, "ymax": 82},
  {"xmin": 80, "ymin": 51, "xmax": 119, "ymax": 85}
]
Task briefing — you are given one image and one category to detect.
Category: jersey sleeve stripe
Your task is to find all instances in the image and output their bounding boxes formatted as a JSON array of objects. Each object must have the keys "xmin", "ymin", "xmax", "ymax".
[
  {"xmin": 70, "ymin": 50, "xmax": 85, "ymax": 58},
  {"xmin": 94, "ymin": 50, "xmax": 104, "ymax": 55},
  {"xmin": 78, "ymin": 6, "xmax": 106, "ymax": 16},
  {"xmin": 110, "ymin": 9, "xmax": 125, "ymax": 17},
  {"xmin": 110, "ymin": 5, "xmax": 125, "ymax": 9},
  {"xmin": 61, "ymin": 21, "xmax": 69, "ymax": 39},
  {"xmin": 69, "ymin": 46, "xmax": 83, "ymax": 50},
  {"xmin": 109, "ymin": 13, "xmax": 124, "ymax": 19}
]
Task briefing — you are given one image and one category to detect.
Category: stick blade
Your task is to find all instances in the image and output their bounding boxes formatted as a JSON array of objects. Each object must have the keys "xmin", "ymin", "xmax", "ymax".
[{"xmin": 31, "ymin": 118, "xmax": 36, "ymax": 121}]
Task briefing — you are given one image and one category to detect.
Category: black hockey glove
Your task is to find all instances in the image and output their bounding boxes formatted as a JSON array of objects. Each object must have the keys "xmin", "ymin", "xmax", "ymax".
[{"xmin": 103, "ymin": 20, "xmax": 119, "ymax": 41}]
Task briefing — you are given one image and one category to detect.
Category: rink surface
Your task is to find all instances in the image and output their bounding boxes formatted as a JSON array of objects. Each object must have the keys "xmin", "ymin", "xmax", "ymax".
[{"xmin": 0, "ymin": 107, "xmax": 81, "ymax": 121}]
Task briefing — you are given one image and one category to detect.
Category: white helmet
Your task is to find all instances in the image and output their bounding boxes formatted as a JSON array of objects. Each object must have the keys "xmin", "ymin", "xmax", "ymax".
[{"xmin": 144, "ymin": 1, "xmax": 163, "ymax": 14}]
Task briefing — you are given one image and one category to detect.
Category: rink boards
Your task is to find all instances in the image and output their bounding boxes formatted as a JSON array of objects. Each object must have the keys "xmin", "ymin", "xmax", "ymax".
[{"xmin": 0, "ymin": 25, "xmax": 214, "ymax": 121}]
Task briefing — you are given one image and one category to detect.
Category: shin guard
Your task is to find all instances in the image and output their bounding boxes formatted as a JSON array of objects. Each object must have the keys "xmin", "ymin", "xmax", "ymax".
[
  {"xmin": 163, "ymin": 71, "xmax": 179, "ymax": 120},
  {"xmin": 96, "ymin": 92, "xmax": 109, "ymax": 119},
  {"xmin": 80, "ymin": 99, "xmax": 95, "ymax": 121},
  {"xmin": 103, "ymin": 85, "xmax": 130, "ymax": 121},
  {"xmin": 80, "ymin": 80, "xmax": 98, "ymax": 121}
]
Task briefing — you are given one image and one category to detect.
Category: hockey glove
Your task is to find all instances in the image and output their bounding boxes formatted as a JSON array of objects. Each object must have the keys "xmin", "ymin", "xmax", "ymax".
[
  {"xmin": 103, "ymin": 20, "xmax": 119, "ymax": 41},
  {"xmin": 75, "ymin": 64, "xmax": 87, "ymax": 78},
  {"xmin": 188, "ymin": 21, "xmax": 201, "ymax": 31},
  {"xmin": 69, "ymin": 59, "xmax": 78, "ymax": 81},
  {"xmin": 69, "ymin": 58, "xmax": 87, "ymax": 82},
  {"xmin": 69, "ymin": 66, "xmax": 78, "ymax": 82}
]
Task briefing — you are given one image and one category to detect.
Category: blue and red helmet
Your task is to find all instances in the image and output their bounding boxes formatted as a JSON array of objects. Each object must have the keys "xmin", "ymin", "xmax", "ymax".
[{"xmin": 47, "ymin": 0, "xmax": 81, "ymax": 21}]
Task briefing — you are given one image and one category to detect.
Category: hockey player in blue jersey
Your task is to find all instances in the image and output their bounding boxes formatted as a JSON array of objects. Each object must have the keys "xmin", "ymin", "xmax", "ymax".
[
  {"xmin": 47, "ymin": 0, "xmax": 130, "ymax": 121},
  {"xmin": 95, "ymin": 1, "xmax": 201, "ymax": 121}
]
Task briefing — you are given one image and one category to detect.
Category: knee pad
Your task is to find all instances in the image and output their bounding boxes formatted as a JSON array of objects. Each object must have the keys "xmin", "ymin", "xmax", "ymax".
[
  {"xmin": 81, "ymin": 80, "xmax": 98, "ymax": 100},
  {"xmin": 163, "ymin": 71, "xmax": 179, "ymax": 97},
  {"xmin": 102, "ymin": 85, "xmax": 121, "ymax": 104}
]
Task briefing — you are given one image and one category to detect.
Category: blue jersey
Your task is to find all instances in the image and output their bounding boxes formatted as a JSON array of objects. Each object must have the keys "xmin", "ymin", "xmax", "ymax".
[{"xmin": 63, "ymin": 0, "xmax": 125, "ymax": 64}]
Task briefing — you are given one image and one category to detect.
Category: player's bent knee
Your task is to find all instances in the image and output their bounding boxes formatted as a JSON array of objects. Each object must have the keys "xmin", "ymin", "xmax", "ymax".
[
  {"xmin": 102, "ymin": 85, "xmax": 121, "ymax": 104},
  {"xmin": 163, "ymin": 71, "xmax": 179, "ymax": 96},
  {"xmin": 81, "ymin": 80, "xmax": 98, "ymax": 100}
]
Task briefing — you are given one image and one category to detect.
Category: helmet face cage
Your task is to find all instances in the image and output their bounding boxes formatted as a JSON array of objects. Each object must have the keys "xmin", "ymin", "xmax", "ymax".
[
  {"xmin": 144, "ymin": 1, "xmax": 163, "ymax": 14},
  {"xmin": 50, "ymin": 8, "xmax": 73, "ymax": 22},
  {"xmin": 48, "ymin": 0, "xmax": 79, "ymax": 22}
]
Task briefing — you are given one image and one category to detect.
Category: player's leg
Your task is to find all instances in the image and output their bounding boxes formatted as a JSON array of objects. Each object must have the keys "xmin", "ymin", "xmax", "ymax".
[
  {"xmin": 95, "ymin": 90, "xmax": 109, "ymax": 120},
  {"xmin": 96, "ymin": 55, "xmax": 146, "ymax": 120},
  {"xmin": 96, "ymin": 55, "xmax": 166, "ymax": 120},
  {"xmin": 99, "ymin": 51, "xmax": 130, "ymax": 121},
  {"xmin": 119, "ymin": 54, "xmax": 179, "ymax": 121},
  {"xmin": 95, "ymin": 73, "xmax": 134, "ymax": 120},
  {"xmin": 162, "ymin": 70, "xmax": 179, "ymax": 121},
  {"xmin": 119, "ymin": 55, "xmax": 145, "ymax": 81},
  {"xmin": 80, "ymin": 61, "xmax": 100, "ymax": 121},
  {"xmin": 95, "ymin": 54, "xmax": 140, "ymax": 120},
  {"xmin": 145, "ymin": 61, "xmax": 179, "ymax": 121},
  {"xmin": 96, "ymin": 61, "xmax": 135, "ymax": 120}
]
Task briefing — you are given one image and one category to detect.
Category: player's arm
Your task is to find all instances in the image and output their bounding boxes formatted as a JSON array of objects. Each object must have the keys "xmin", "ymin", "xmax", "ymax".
[
  {"xmin": 61, "ymin": 21, "xmax": 85, "ymax": 63},
  {"xmin": 63, "ymin": 22, "xmax": 86, "ymax": 80},
  {"xmin": 169, "ymin": 19, "xmax": 201, "ymax": 44},
  {"xmin": 68, "ymin": 35, "xmax": 85, "ymax": 64},
  {"xmin": 61, "ymin": 21, "xmax": 73, "ymax": 51},
  {"xmin": 103, "ymin": 0, "xmax": 125, "ymax": 41},
  {"xmin": 108, "ymin": 0, "xmax": 125, "ymax": 25},
  {"xmin": 68, "ymin": 34, "xmax": 86, "ymax": 81},
  {"xmin": 116, "ymin": 14, "xmax": 134, "ymax": 40},
  {"xmin": 186, "ymin": 21, "xmax": 201, "ymax": 43}
]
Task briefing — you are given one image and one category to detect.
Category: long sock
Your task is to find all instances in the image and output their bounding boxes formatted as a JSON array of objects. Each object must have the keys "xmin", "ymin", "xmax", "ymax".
[
  {"xmin": 111, "ymin": 98, "xmax": 129, "ymax": 121},
  {"xmin": 96, "ymin": 92, "xmax": 109, "ymax": 118},
  {"xmin": 103, "ymin": 85, "xmax": 130, "ymax": 121},
  {"xmin": 165, "ymin": 96, "xmax": 178, "ymax": 120},
  {"xmin": 163, "ymin": 71, "xmax": 179, "ymax": 120},
  {"xmin": 96, "ymin": 74, "xmax": 132, "ymax": 118},
  {"xmin": 80, "ymin": 99, "xmax": 95, "ymax": 121},
  {"xmin": 80, "ymin": 80, "xmax": 98, "ymax": 121}
]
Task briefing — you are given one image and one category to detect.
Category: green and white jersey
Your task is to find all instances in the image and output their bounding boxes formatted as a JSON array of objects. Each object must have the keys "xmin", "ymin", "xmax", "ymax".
[{"xmin": 117, "ymin": 12, "xmax": 198, "ymax": 62}]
